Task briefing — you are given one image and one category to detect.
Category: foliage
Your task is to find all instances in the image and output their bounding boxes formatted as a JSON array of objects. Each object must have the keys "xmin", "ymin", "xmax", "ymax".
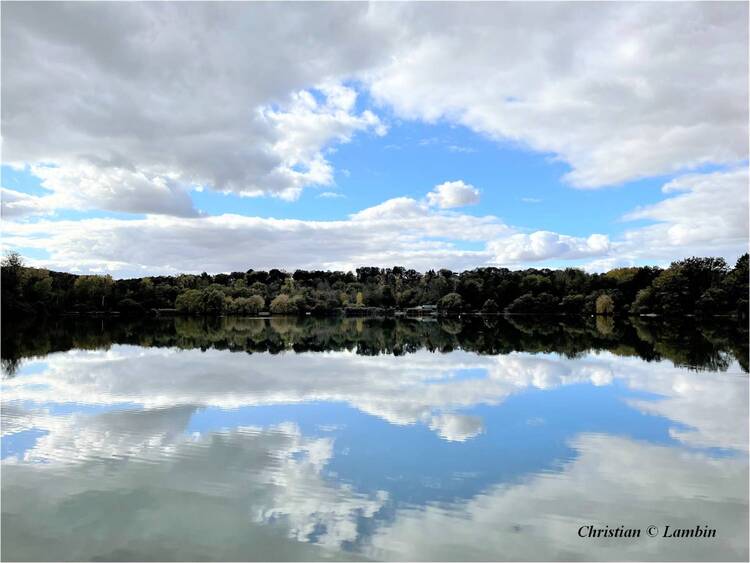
[
  {"xmin": 506, "ymin": 292, "xmax": 559, "ymax": 315},
  {"xmin": 2, "ymin": 252, "xmax": 747, "ymax": 320},
  {"xmin": 270, "ymin": 294, "xmax": 303, "ymax": 315},
  {"xmin": 4, "ymin": 316, "xmax": 746, "ymax": 378},
  {"xmin": 438, "ymin": 292, "xmax": 464, "ymax": 314},
  {"xmin": 595, "ymin": 294, "xmax": 615, "ymax": 316},
  {"xmin": 226, "ymin": 295, "xmax": 265, "ymax": 315}
]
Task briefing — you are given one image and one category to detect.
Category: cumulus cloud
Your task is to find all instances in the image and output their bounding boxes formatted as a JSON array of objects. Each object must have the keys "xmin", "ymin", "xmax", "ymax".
[
  {"xmin": 350, "ymin": 197, "xmax": 428, "ymax": 221},
  {"xmin": 4, "ymin": 166, "xmax": 747, "ymax": 274},
  {"xmin": 3, "ymin": 2, "xmax": 746, "ymax": 219},
  {"xmin": 2, "ymin": 3, "xmax": 746, "ymax": 268},
  {"xmin": 367, "ymin": 2, "xmax": 748, "ymax": 188},
  {"xmin": 1, "ymin": 216, "xmax": 490, "ymax": 277},
  {"xmin": 2, "ymin": 191, "xmax": 512, "ymax": 275},
  {"xmin": 488, "ymin": 231, "xmax": 610, "ymax": 263},
  {"xmin": 426, "ymin": 180, "xmax": 480, "ymax": 209},
  {"xmin": 30, "ymin": 163, "xmax": 199, "ymax": 217},
  {"xmin": 619, "ymin": 167, "xmax": 749, "ymax": 259},
  {"xmin": 2, "ymin": 3, "xmax": 391, "ymax": 212},
  {"xmin": 1, "ymin": 187, "xmax": 50, "ymax": 219}
]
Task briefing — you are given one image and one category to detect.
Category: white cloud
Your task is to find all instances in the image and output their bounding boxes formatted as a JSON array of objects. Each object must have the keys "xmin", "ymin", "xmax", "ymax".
[
  {"xmin": 3, "ymin": 167, "xmax": 746, "ymax": 274},
  {"xmin": 2, "ymin": 3, "xmax": 391, "ymax": 213},
  {"xmin": 3, "ymin": 2, "xmax": 746, "ymax": 220},
  {"xmin": 426, "ymin": 180, "xmax": 480, "ymax": 209},
  {"xmin": 488, "ymin": 231, "xmax": 610, "ymax": 263},
  {"xmin": 30, "ymin": 163, "xmax": 199, "ymax": 217},
  {"xmin": 317, "ymin": 192, "xmax": 345, "ymax": 199},
  {"xmin": 620, "ymin": 167, "xmax": 749, "ymax": 256},
  {"xmin": 2, "ymin": 198, "xmax": 510, "ymax": 275},
  {"xmin": 2, "ymin": 2, "xmax": 747, "ymax": 269},
  {"xmin": 447, "ymin": 145, "xmax": 476, "ymax": 154},
  {"xmin": 1, "ymin": 187, "xmax": 51, "ymax": 218},
  {"xmin": 350, "ymin": 197, "xmax": 428, "ymax": 221},
  {"xmin": 366, "ymin": 3, "xmax": 748, "ymax": 188}
]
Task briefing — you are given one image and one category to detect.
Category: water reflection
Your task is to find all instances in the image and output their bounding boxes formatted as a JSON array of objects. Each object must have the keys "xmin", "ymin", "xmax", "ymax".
[
  {"xmin": 3, "ymin": 315, "xmax": 748, "ymax": 375},
  {"xmin": 1, "ymin": 317, "xmax": 748, "ymax": 561}
]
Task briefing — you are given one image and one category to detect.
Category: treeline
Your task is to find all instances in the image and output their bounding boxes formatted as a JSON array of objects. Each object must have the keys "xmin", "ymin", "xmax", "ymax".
[
  {"xmin": 3, "ymin": 316, "xmax": 747, "ymax": 376},
  {"xmin": 2, "ymin": 251, "xmax": 747, "ymax": 319}
]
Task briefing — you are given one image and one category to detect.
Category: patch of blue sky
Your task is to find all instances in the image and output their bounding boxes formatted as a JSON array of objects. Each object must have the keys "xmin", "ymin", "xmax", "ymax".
[
  {"xmin": 189, "ymin": 188, "xmax": 340, "ymax": 221},
  {"xmin": 4, "ymin": 247, "xmax": 51, "ymax": 260},
  {"xmin": 420, "ymin": 238, "xmax": 487, "ymax": 252},
  {"xmin": 327, "ymin": 119, "xmax": 676, "ymax": 237},
  {"xmin": 1, "ymin": 164, "xmax": 51, "ymax": 196}
]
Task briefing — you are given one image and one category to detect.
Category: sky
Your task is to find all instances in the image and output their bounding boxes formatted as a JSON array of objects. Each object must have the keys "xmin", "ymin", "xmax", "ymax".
[{"xmin": 1, "ymin": 2, "xmax": 748, "ymax": 278}]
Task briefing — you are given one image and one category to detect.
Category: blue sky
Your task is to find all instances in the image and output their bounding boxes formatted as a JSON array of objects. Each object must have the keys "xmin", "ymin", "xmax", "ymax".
[
  {"xmin": 1, "ymin": 2, "xmax": 747, "ymax": 277},
  {"xmin": 3, "ymin": 117, "xmax": 672, "ymax": 235}
]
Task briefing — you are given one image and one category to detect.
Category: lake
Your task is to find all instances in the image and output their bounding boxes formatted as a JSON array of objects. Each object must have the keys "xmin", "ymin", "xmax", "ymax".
[{"xmin": 1, "ymin": 316, "xmax": 748, "ymax": 561}]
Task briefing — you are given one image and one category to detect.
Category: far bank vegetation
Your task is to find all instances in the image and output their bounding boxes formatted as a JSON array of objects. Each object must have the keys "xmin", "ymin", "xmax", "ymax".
[{"xmin": 2, "ymin": 252, "xmax": 747, "ymax": 321}]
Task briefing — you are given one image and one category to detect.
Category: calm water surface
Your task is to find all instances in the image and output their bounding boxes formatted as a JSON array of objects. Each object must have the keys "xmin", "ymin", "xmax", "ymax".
[{"xmin": 2, "ymin": 317, "xmax": 748, "ymax": 561}]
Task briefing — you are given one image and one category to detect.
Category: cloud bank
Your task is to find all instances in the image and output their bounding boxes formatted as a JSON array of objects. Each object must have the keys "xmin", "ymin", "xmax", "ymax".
[{"xmin": 2, "ymin": 2, "xmax": 747, "ymax": 272}]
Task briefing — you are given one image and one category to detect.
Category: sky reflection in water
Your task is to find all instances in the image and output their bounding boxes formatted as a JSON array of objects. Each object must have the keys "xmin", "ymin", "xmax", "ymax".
[{"xmin": 1, "ymin": 318, "xmax": 748, "ymax": 561}]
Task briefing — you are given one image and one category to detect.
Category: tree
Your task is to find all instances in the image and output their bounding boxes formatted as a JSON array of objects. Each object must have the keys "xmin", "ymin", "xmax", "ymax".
[
  {"xmin": 199, "ymin": 287, "xmax": 225, "ymax": 315},
  {"xmin": 1, "ymin": 251, "xmax": 25, "ymax": 310},
  {"xmin": 438, "ymin": 293, "xmax": 464, "ymax": 315},
  {"xmin": 118, "ymin": 298, "xmax": 145, "ymax": 316},
  {"xmin": 270, "ymin": 294, "xmax": 301, "ymax": 315},
  {"xmin": 595, "ymin": 294, "xmax": 615, "ymax": 316},
  {"xmin": 559, "ymin": 294, "xmax": 585, "ymax": 315},
  {"xmin": 481, "ymin": 299, "xmax": 500, "ymax": 314},
  {"xmin": 631, "ymin": 288, "xmax": 655, "ymax": 314},
  {"xmin": 2, "ymin": 255, "xmax": 745, "ymax": 320},
  {"xmin": 506, "ymin": 293, "xmax": 559, "ymax": 315},
  {"xmin": 175, "ymin": 289, "xmax": 203, "ymax": 314},
  {"xmin": 175, "ymin": 287, "xmax": 225, "ymax": 315},
  {"xmin": 74, "ymin": 275, "xmax": 114, "ymax": 309},
  {"xmin": 2, "ymin": 250, "xmax": 23, "ymax": 270},
  {"xmin": 380, "ymin": 286, "xmax": 396, "ymax": 308},
  {"xmin": 226, "ymin": 295, "xmax": 264, "ymax": 315},
  {"xmin": 722, "ymin": 253, "xmax": 749, "ymax": 318}
]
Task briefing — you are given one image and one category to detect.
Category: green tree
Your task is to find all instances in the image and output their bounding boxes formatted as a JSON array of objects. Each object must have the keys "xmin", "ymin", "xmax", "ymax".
[
  {"xmin": 438, "ymin": 293, "xmax": 465, "ymax": 315},
  {"xmin": 270, "ymin": 294, "xmax": 301, "ymax": 315},
  {"xmin": 559, "ymin": 294, "xmax": 585, "ymax": 315},
  {"xmin": 506, "ymin": 293, "xmax": 559, "ymax": 315},
  {"xmin": 226, "ymin": 295, "xmax": 264, "ymax": 315},
  {"xmin": 595, "ymin": 294, "xmax": 615, "ymax": 316},
  {"xmin": 481, "ymin": 298, "xmax": 500, "ymax": 314},
  {"xmin": 74, "ymin": 275, "xmax": 114, "ymax": 309}
]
